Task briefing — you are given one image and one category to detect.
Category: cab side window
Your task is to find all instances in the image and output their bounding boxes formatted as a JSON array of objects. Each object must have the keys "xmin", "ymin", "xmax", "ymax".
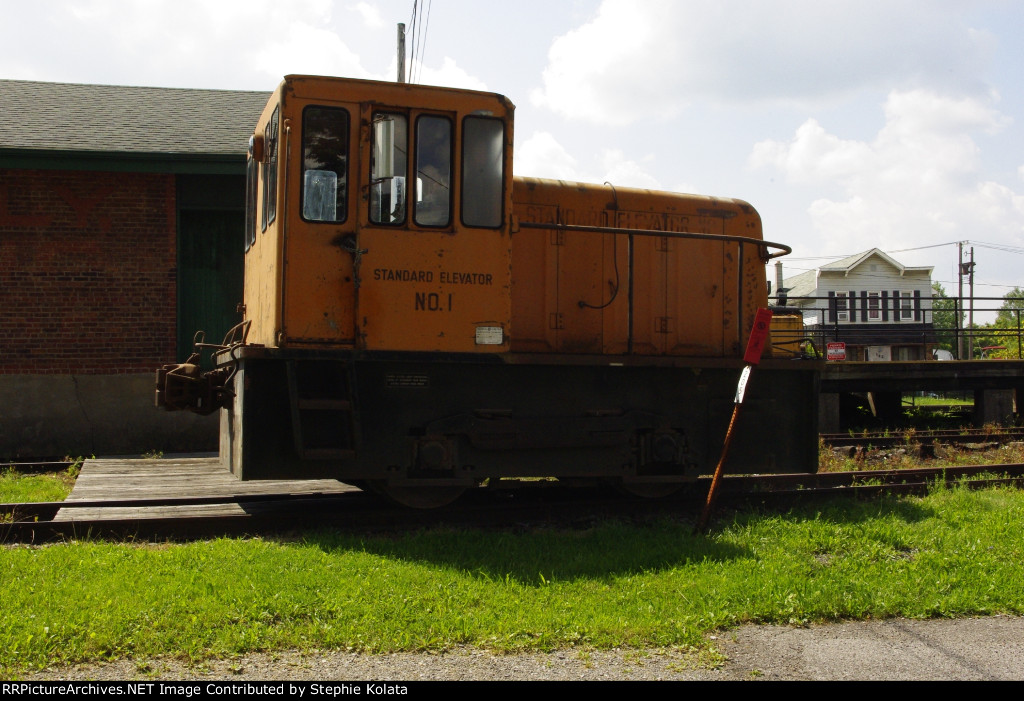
[
  {"xmin": 244, "ymin": 141, "xmax": 257, "ymax": 250},
  {"xmin": 370, "ymin": 112, "xmax": 408, "ymax": 225},
  {"xmin": 461, "ymin": 116, "xmax": 504, "ymax": 228},
  {"xmin": 301, "ymin": 106, "xmax": 350, "ymax": 223},
  {"xmin": 261, "ymin": 105, "xmax": 279, "ymax": 232},
  {"xmin": 414, "ymin": 115, "xmax": 452, "ymax": 227}
]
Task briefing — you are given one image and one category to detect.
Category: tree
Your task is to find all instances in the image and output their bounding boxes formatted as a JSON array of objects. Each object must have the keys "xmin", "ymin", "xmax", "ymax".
[
  {"xmin": 929, "ymin": 282, "xmax": 960, "ymax": 353},
  {"xmin": 995, "ymin": 287, "xmax": 1024, "ymax": 326},
  {"xmin": 985, "ymin": 288, "xmax": 1024, "ymax": 359}
]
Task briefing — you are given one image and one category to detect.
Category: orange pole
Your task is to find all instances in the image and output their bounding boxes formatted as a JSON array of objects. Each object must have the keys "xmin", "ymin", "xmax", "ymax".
[
  {"xmin": 695, "ymin": 401, "xmax": 742, "ymax": 533},
  {"xmin": 695, "ymin": 308, "xmax": 773, "ymax": 533}
]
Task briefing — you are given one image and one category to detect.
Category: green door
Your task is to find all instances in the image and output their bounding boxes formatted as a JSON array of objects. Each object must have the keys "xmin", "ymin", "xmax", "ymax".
[{"xmin": 177, "ymin": 209, "xmax": 245, "ymax": 362}]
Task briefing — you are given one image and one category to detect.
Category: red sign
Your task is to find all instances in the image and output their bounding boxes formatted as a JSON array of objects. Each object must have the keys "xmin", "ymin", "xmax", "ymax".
[
  {"xmin": 827, "ymin": 342, "xmax": 846, "ymax": 361},
  {"xmin": 742, "ymin": 308, "xmax": 773, "ymax": 365}
]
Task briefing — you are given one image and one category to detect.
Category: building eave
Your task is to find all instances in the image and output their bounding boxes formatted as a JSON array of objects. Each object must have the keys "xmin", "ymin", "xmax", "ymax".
[{"xmin": 0, "ymin": 148, "xmax": 245, "ymax": 175}]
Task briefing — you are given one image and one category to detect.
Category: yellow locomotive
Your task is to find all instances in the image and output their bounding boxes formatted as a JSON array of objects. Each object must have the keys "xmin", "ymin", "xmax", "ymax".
[{"xmin": 158, "ymin": 75, "xmax": 819, "ymax": 507}]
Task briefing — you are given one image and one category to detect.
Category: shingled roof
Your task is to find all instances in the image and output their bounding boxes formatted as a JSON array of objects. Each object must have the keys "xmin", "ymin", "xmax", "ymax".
[{"xmin": 0, "ymin": 79, "xmax": 270, "ymax": 171}]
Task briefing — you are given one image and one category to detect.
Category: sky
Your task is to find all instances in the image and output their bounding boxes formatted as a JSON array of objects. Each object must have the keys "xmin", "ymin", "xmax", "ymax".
[{"xmin": 3, "ymin": 0, "xmax": 1023, "ymax": 318}]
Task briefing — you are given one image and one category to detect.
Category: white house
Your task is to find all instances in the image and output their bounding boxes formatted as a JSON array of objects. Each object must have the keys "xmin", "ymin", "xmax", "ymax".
[{"xmin": 777, "ymin": 248, "xmax": 936, "ymax": 361}]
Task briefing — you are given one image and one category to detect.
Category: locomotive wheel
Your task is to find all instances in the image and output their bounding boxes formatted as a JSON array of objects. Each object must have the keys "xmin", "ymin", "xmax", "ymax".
[
  {"xmin": 617, "ymin": 481, "xmax": 683, "ymax": 499},
  {"xmin": 369, "ymin": 482, "xmax": 466, "ymax": 509}
]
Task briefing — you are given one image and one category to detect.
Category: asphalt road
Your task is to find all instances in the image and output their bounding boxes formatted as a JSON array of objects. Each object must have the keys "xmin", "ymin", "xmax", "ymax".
[{"xmin": 709, "ymin": 615, "xmax": 1024, "ymax": 680}]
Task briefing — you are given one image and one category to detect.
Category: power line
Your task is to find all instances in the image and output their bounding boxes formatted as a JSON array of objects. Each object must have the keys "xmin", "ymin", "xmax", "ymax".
[
  {"xmin": 406, "ymin": 0, "xmax": 432, "ymax": 84},
  {"xmin": 972, "ymin": 241, "xmax": 1024, "ymax": 256},
  {"xmin": 786, "ymin": 241, "xmax": 962, "ymax": 261},
  {"xmin": 884, "ymin": 241, "xmax": 963, "ymax": 254},
  {"xmin": 416, "ymin": 0, "xmax": 432, "ymax": 84},
  {"xmin": 407, "ymin": 1, "xmax": 418, "ymax": 83}
]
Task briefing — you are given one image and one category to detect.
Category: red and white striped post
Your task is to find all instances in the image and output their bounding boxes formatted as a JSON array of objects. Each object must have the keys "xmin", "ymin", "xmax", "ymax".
[{"xmin": 695, "ymin": 307, "xmax": 773, "ymax": 533}]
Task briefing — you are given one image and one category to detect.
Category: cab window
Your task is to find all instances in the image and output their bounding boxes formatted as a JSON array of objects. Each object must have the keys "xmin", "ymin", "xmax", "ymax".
[
  {"xmin": 244, "ymin": 149, "xmax": 257, "ymax": 250},
  {"xmin": 461, "ymin": 116, "xmax": 504, "ymax": 228},
  {"xmin": 370, "ymin": 112, "xmax": 408, "ymax": 225},
  {"xmin": 414, "ymin": 115, "xmax": 452, "ymax": 227},
  {"xmin": 261, "ymin": 105, "xmax": 279, "ymax": 232},
  {"xmin": 301, "ymin": 106, "xmax": 350, "ymax": 223}
]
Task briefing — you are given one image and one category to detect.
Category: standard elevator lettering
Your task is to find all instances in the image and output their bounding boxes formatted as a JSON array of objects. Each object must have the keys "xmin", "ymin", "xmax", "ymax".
[{"xmin": 373, "ymin": 269, "xmax": 433, "ymax": 282}]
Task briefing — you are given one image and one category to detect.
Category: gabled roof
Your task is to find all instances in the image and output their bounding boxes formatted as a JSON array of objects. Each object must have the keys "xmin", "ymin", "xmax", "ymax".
[
  {"xmin": 819, "ymin": 248, "xmax": 932, "ymax": 276},
  {"xmin": 781, "ymin": 248, "xmax": 933, "ymax": 300},
  {"xmin": 0, "ymin": 79, "xmax": 270, "ymax": 173}
]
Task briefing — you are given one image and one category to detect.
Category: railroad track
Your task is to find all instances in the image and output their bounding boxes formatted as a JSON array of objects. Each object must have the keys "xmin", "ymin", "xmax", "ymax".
[
  {"xmin": 821, "ymin": 428, "xmax": 1024, "ymax": 449},
  {"xmin": 3, "ymin": 464, "xmax": 1023, "ymax": 544}
]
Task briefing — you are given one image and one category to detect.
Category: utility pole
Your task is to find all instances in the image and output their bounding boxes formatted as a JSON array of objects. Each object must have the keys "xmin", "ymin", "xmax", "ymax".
[
  {"xmin": 397, "ymin": 23, "xmax": 406, "ymax": 83},
  {"xmin": 968, "ymin": 246, "xmax": 975, "ymax": 358},
  {"xmin": 957, "ymin": 242, "xmax": 964, "ymax": 359},
  {"xmin": 957, "ymin": 245, "xmax": 976, "ymax": 359}
]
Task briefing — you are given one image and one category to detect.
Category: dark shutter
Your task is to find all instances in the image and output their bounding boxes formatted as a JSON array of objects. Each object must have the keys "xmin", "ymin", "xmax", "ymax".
[
  {"xmin": 914, "ymin": 290, "xmax": 922, "ymax": 321},
  {"xmin": 827, "ymin": 290, "xmax": 836, "ymax": 323},
  {"xmin": 848, "ymin": 291, "xmax": 856, "ymax": 322},
  {"xmin": 893, "ymin": 291, "xmax": 900, "ymax": 324},
  {"xmin": 861, "ymin": 291, "xmax": 868, "ymax": 322}
]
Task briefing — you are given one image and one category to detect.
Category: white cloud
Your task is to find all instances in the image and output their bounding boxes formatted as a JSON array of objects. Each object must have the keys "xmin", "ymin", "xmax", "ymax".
[
  {"xmin": 749, "ymin": 120, "xmax": 874, "ymax": 184},
  {"xmin": 9, "ymin": 0, "xmax": 369, "ymax": 88},
  {"xmin": 600, "ymin": 150, "xmax": 662, "ymax": 190},
  {"xmin": 253, "ymin": 23, "xmax": 373, "ymax": 84},
  {"xmin": 515, "ymin": 132, "xmax": 665, "ymax": 190},
  {"xmin": 515, "ymin": 132, "xmax": 582, "ymax": 181},
  {"xmin": 406, "ymin": 57, "xmax": 488, "ymax": 91},
  {"xmin": 749, "ymin": 90, "xmax": 1024, "ymax": 282},
  {"xmin": 352, "ymin": 1, "xmax": 385, "ymax": 28},
  {"xmin": 532, "ymin": 0, "xmax": 994, "ymax": 125},
  {"xmin": 6, "ymin": 1, "xmax": 489, "ymax": 91}
]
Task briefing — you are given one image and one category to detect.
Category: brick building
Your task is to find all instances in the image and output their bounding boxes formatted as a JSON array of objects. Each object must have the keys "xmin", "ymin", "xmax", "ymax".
[{"xmin": 0, "ymin": 79, "xmax": 268, "ymax": 457}]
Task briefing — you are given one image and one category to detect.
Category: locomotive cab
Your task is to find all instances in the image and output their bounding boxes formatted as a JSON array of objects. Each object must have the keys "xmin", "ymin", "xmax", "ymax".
[{"xmin": 241, "ymin": 75, "xmax": 514, "ymax": 353}]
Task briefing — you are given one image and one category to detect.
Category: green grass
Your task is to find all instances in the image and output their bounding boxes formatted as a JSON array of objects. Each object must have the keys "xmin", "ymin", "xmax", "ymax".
[
  {"xmin": 908, "ymin": 397, "xmax": 973, "ymax": 407},
  {"xmin": 0, "ymin": 463, "xmax": 78, "ymax": 503},
  {"xmin": 2, "ymin": 482, "xmax": 1023, "ymax": 677}
]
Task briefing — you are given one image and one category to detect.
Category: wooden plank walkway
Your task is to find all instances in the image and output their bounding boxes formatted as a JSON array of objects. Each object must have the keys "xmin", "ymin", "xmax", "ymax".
[{"xmin": 55, "ymin": 456, "xmax": 357, "ymax": 521}]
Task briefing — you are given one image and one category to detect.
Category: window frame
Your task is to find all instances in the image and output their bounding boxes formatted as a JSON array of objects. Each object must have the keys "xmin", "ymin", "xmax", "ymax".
[
  {"xmin": 261, "ymin": 105, "xmax": 280, "ymax": 233},
  {"xmin": 835, "ymin": 291, "xmax": 848, "ymax": 321},
  {"xmin": 244, "ymin": 140, "xmax": 258, "ymax": 251},
  {"xmin": 867, "ymin": 291, "xmax": 881, "ymax": 321},
  {"xmin": 900, "ymin": 296, "xmax": 913, "ymax": 320},
  {"xmin": 369, "ymin": 111, "xmax": 409, "ymax": 226},
  {"xmin": 413, "ymin": 113, "xmax": 454, "ymax": 228},
  {"xmin": 299, "ymin": 104, "xmax": 351, "ymax": 225},
  {"xmin": 460, "ymin": 115, "xmax": 506, "ymax": 229}
]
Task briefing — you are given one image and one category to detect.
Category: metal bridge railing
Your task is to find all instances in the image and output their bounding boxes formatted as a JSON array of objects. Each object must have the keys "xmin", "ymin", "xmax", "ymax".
[{"xmin": 771, "ymin": 295, "xmax": 1023, "ymax": 360}]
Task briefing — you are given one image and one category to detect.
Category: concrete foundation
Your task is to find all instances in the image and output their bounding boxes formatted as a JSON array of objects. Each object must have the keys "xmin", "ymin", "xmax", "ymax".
[
  {"xmin": 819, "ymin": 393, "xmax": 841, "ymax": 433},
  {"xmin": 0, "ymin": 373, "xmax": 217, "ymax": 459},
  {"xmin": 974, "ymin": 388, "xmax": 1017, "ymax": 427}
]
